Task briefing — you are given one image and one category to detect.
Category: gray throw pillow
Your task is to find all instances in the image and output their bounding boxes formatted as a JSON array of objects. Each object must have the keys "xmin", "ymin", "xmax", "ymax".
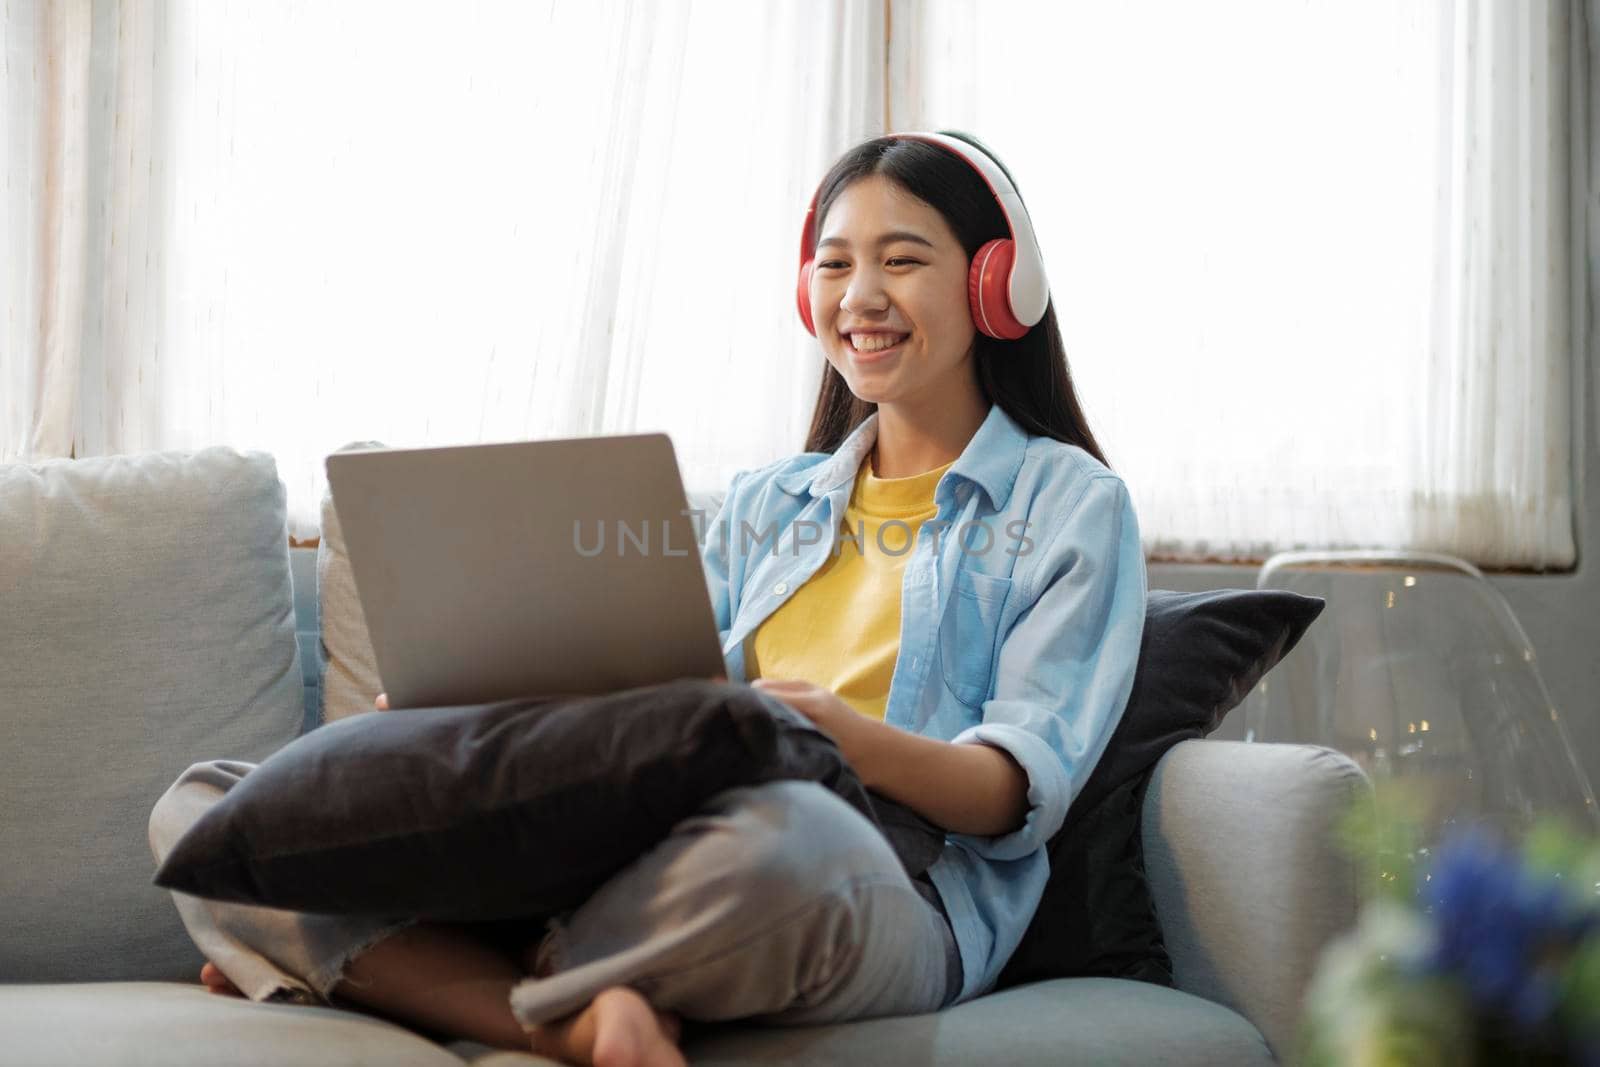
[
  {"xmin": 316, "ymin": 441, "xmax": 387, "ymax": 723},
  {"xmin": 0, "ymin": 448, "xmax": 303, "ymax": 982}
]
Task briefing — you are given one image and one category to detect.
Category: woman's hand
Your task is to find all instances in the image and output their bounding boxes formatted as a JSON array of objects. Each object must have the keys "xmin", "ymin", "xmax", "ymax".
[
  {"xmin": 754, "ymin": 678, "xmax": 1029, "ymax": 836},
  {"xmin": 750, "ymin": 678, "xmax": 862, "ymax": 748}
]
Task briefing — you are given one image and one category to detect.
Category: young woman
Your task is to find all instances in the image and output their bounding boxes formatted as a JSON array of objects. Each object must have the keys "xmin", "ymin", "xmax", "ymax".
[{"xmin": 152, "ymin": 130, "xmax": 1146, "ymax": 1067}]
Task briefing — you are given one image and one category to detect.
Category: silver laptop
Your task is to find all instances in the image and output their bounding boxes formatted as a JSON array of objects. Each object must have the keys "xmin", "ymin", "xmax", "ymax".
[{"xmin": 325, "ymin": 434, "xmax": 728, "ymax": 709}]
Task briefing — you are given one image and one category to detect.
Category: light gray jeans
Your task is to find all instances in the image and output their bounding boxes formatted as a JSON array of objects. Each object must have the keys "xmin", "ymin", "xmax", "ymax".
[{"xmin": 149, "ymin": 763, "xmax": 962, "ymax": 1030}]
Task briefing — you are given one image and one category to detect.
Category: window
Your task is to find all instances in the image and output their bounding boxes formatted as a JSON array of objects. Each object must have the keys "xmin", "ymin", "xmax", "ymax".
[{"xmin": 3, "ymin": 1, "xmax": 1578, "ymax": 566}]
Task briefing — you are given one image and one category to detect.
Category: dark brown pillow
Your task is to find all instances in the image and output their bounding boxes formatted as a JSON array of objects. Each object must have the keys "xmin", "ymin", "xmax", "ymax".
[
  {"xmin": 997, "ymin": 588, "xmax": 1325, "ymax": 988},
  {"xmin": 155, "ymin": 679, "xmax": 880, "ymax": 919}
]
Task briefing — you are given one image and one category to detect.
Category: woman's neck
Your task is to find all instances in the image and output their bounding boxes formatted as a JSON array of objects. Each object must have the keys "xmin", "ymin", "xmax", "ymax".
[{"xmin": 871, "ymin": 388, "xmax": 990, "ymax": 479}]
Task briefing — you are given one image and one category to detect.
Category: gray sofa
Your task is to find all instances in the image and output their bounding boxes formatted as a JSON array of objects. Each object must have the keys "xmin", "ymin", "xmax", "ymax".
[{"xmin": 0, "ymin": 448, "xmax": 1371, "ymax": 1066}]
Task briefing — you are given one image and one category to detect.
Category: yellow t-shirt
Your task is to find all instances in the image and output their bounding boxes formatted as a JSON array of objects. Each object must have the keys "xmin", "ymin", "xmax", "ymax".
[{"xmin": 744, "ymin": 457, "xmax": 954, "ymax": 720}]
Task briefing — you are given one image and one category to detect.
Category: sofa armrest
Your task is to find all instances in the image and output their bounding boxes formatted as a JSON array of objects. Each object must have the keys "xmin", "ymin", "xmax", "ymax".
[{"xmin": 1141, "ymin": 739, "xmax": 1371, "ymax": 1061}]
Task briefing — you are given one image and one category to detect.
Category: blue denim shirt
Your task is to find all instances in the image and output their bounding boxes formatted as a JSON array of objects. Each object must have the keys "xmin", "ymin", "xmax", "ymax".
[{"xmin": 698, "ymin": 403, "xmax": 1147, "ymax": 1002}]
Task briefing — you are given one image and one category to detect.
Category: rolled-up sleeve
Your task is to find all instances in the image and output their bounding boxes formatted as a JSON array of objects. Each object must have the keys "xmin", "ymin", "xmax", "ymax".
[{"xmin": 950, "ymin": 474, "xmax": 1146, "ymax": 861}]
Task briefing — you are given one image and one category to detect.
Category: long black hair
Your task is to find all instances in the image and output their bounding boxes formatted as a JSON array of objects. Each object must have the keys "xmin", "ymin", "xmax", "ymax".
[{"xmin": 802, "ymin": 131, "xmax": 1109, "ymax": 468}]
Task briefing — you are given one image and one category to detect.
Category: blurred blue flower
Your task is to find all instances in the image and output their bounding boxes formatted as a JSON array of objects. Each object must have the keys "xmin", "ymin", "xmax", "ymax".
[{"xmin": 1417, "ymin": 827, "xmax": 1599, "ymax": 1041}]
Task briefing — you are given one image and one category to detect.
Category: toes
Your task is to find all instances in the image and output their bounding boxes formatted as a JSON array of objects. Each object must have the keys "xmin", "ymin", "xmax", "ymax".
[
  {"xmin": 588, "ymin": 988, "xmax": 684, "ymax": 1067},
  {"xmin": 199, "ymin": 962, "xmax": 242, "ymax": 997}
]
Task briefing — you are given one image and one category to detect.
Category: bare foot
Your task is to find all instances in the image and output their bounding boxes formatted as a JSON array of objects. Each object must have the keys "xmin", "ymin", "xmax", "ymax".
[
  {"xmin": 199, "ymin": 961, "xmax": 243, "ymax": 997},
  {"xmin": 528, "ymin": 987, "xmax": 685, "ymax": 1067}
]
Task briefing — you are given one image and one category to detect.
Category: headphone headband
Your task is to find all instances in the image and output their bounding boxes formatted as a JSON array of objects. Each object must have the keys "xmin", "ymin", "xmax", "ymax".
[{"xmin": 796, "ymin": 132, "xmax": 1050, "ymax": 339}]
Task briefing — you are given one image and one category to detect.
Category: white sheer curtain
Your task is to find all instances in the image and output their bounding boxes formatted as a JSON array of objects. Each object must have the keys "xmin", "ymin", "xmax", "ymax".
[
  {"xmin": 2, "ymin": 1, "xmax": 1583, "ymax": 565},
  {"xmin": 892, "ymin": 0, "xmax": 1579, "ymax": 569},
  {"xmin": 2, "ymin": 0, "xmax": 886, "ymax": 532},
  {"xmin": 4, "ymin": 1, "xmax": 188, "ymax": 464}
]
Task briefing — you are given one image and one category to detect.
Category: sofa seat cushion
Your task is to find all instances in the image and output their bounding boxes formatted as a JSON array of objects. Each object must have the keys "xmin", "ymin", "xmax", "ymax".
[
  {"xmin": 684, "ymin": 979, "xmax": 1272, "ymax": 1067},
  {"xmin": 445, "ymin": 978, "xmax": 1271, "ymax": 1066},
  {"xmin": 0, "ymin": 977, "xmax": 1272, "ymax": 1067},
  {"xmin": 0, "ymin": 983, "xmax": 472, "ymax": 1067}
]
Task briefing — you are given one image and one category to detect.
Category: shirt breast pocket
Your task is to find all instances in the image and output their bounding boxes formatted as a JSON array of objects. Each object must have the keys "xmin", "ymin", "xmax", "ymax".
[{"xmin": 939, "ymin": 570, "xmax": 1013, "ymax": 708}]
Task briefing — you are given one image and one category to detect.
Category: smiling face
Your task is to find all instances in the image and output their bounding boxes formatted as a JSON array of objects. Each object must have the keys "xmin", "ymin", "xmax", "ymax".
[{"xmin": 810, "ymin": 174, "xmax": 979, "ymax": 412}]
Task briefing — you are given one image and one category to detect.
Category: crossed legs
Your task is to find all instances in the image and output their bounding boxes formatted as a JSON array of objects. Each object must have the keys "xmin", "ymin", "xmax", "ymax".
[{"xmin": 157, "ymin": 771, "xmax": 957, "ymax": 1064}]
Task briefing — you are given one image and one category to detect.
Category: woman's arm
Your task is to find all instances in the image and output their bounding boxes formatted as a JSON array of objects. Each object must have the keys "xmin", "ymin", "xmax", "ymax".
[
  {"xmin": 853, "ymin": 715, "xmax": 1030, "ymax": 836},
  {"xmin": 749, "ymin": 679, "xmax": 1027, "ymax": 836}
]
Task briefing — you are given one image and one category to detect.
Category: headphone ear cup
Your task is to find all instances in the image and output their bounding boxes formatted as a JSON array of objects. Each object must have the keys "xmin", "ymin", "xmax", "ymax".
[
  {"xmin": 967, "ymin": 239, "xmax": 1029, "ymax": 341},
  {"xmin": 796, "ymin": 260, "xmax": 817, "ymax": 336}
]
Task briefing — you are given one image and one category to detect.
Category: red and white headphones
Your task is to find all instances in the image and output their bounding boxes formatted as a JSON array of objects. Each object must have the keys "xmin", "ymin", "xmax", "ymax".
[{"xmin": 795, "ymin": 131, "xmax": 1050, "ymax": 342}]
